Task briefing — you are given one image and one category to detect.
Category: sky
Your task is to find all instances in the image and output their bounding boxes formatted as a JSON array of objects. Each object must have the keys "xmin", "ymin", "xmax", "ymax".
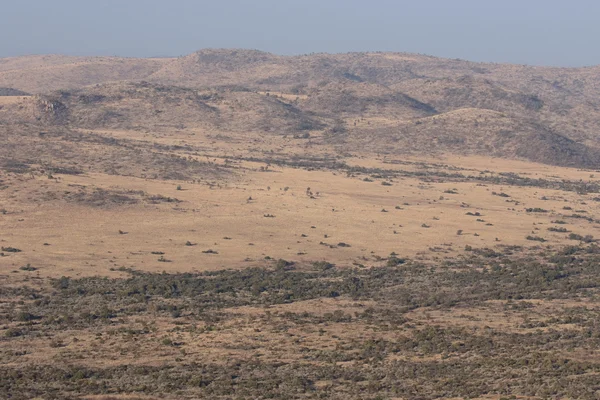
[{"xmin": 1, "ymin": 0, "xmax": 599, "ymax": 67}]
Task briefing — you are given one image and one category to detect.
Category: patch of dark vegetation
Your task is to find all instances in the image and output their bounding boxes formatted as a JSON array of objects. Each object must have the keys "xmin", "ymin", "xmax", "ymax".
[
  {"xmin": 4, "ymin": 244, "xmax": 598, "ymax": 327},
  {"xmin": 3, "ymin": 351, "xmax": 597, "ymax": 400},
  {"xmin": 54, "ymin": 188, "xmax": 140, "ymax": 207},
  {"xmin": 0, "ymin": 126, "xmax": 231, "ymax": 183},
  {"xmin": 39, "ymin": 186, "xmax": 181, "ymax": 208},
  {"xmin": 568, "ymin": 233, "xmax": 595, "ymax": 243},
  {"xmin": 525, "ymin": 207, "xmax": 548, "ymax": 213},
  {"xmin": 0, "ymin": 88, "xmax": 30, "ymax": 96},
  {"xmin": 47, "ymin": 166, "xmax": 83, "ymax": 175},
  {"xmin": 548, "ymin": 226, "xmax": 569, "ymax": 233},
  {"xmin": 526, "ymin": 235, "xmax": 546, "ymax": 242},
  {"xmin": 4, "ymin": 242, "xmax": 600, "ymax": 400},
  {"xmin": 243, "ymin": 155, "xmax": 600, "ymax": 194},
  {"xmin": 145, "ymin": 194, "xmax": 181, "ymax": 204},
  {"xmin": 1, "ymin": 160, "xmax": 31, "ymax": 173},
  {"xmin": 565, "ymin": 213, "xmax": 596, "ymax": 223},
  {"xmin": 1, "ymin": 247, "xmax": 21, "ymax": 253}
]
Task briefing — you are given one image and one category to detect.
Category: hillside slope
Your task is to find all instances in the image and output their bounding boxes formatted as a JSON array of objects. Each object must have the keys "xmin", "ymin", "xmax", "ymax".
[
  {"xmin": 332, "ymin": 108, "xmax": 600, "ymax": 168},
  {"xmin": 0, "ymin": 55, "xmax": 173, "ymax": 93},
  {"xmin": 148, "ymin": 50, "xmax": 600, "ymax": 147},
  {"xmin": 0, "ymin": 81, "xmax": 326, "ymax": 134},
  {"xmin": 2, "ymin": 49, "xmax": 600, "ymax": 168}
]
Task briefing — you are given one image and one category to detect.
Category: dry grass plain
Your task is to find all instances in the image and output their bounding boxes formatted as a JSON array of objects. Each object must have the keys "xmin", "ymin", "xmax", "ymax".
[
  {"xmin": 2, "ymin": 122, "xmax": 600, "ymax": 399},
  {"xmin": 3, "ymin": 128, "xmax": 600, "ymax": 281}
]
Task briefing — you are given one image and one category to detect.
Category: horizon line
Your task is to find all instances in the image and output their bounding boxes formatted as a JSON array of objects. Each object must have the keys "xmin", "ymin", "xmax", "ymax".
[{"xmin": 1, "ymin": 48, "xmax": 599, "ymax": 69}]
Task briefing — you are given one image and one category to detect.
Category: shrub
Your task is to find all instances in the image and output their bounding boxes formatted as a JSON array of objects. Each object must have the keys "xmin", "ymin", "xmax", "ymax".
[
  {"xmin": 313, "ymin": 261, "xmax": 335, "ymax": 271},
  {"xmin": 5, "ymin": 328, "xmax": 22, "ymax": 337},
  {"xmin": 548, "ymin": 227, "xmax": 568, "ymax": 233},
  {"xmin": 275, "ymin": 259, "xmax": 294, "ymax": 270},
  {"xmin": 526, "ymin": 235, "xmax": 546, "ymax": 242},
  {"xmin": 1, "ymin": 247, "xmax": 21, "ymax": 253},
  {"xmin": 568, "ymin": 233, "xmax": 595, "ymax": 242},
  {"xmin": 525, "ymin": 208, "xmax": 548, "ymax": 213},
  {"xmin": 387, "ymin": 257, "xmax": 406, "ymax": 267}
]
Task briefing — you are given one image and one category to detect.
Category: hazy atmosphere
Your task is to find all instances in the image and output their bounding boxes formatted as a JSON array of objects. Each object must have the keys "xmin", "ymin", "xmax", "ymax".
[{"xmin": 2, "ymin": 0, "xmax": 600, "ymax": 66}]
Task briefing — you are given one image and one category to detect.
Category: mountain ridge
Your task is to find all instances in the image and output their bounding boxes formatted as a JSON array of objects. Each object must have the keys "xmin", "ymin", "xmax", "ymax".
[{"xmin": 2, "ymin": 49, "xmax": 600, "ymax": 168}]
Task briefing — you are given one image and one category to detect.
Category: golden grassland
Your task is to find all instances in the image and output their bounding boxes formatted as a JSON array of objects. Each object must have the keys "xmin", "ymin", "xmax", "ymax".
[{"xmin": 3, "ymin": 142, "xmax": 600, "ymax": 281}]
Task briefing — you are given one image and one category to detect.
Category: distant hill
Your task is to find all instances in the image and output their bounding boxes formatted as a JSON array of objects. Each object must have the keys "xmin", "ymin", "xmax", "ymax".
[
  {"xmin": 298, "ymin": 81, "xmax": 437, "ymax": 120},
  {"xmin": 1, "ymin": 81, "xmax": 325, "ymax": 134},
  {"xmin": 332, "ymin": 108, "xmax": 600, "ymax": 168},
  {"xmin": 0, "ymin": 55, "xmax": 172, "ymax": 93},
  {"xmin": 2, "ymin": 49, "xmax": 600, "ymax": 168},
  {"xmin": 148, "ymin": 49, "xmax": 600, "ymax": 147}
]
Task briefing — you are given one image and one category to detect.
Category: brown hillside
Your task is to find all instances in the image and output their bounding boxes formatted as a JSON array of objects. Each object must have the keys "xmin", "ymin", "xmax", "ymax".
[
  {"xmin": 0, "ymin": 81, "xmax": 326, "ymax": 134},
  {"xmin": 334, "ymin": 108, "xmax": 600, "ymax": 168},
  {"xmin": 148, "ymin": 50, "xmax": 600, "ymax": 147},
  {"xmin": 298, "ymin": 81, "xmax": 437, "ymax": 120},
  {"xmin": 2, "ymin": 49, "xmax": 600, "ymax": 167},
  {"xmin": 0, "ymin": 55, "xmax": 173, "ymax": 93}
]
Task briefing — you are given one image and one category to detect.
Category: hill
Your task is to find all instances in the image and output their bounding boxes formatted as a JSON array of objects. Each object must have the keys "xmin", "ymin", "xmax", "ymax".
[
  {"xmin": 0, "ymin": 81, "xmax": 326, "ymax": 134},
  {"xmin": 0, "ymin": 55, "xmax": 173, "ymax": 93},
  {"xmin": 333, "ymin": 108, "xmax": 600, "ymax": 168},
  {"xmin": 2, "ymin": 49, "xmax": 600, "ymax": 168},
  {"xmin": 148, "ymin": 50, "xmax": 600, "ymax": 148}
]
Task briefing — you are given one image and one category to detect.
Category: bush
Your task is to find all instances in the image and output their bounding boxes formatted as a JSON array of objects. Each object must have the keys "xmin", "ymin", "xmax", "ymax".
[
  {"xmin": 526, "ymin": 208, "xmax": 548, "ymax": 213},
  {"xmin": 1, "ymin": 247, "xmax": 21, "ymax": 253},
  {"xmin": 526, "ymin": 235, "xmax": 546, "ymax": 242},
  {"xmin": 568, "ymin": 233, "xmax": 595, "ymax": 242},
  {"xmin": 275, "ymin": 259, "xmax": 294, "ymax": 270},
  {"xmin": 548, "ymin": 227, "xmax": 569, "ymax": 233},
  {"xmin": 387, "ymin": 257, "xmax": 406, "ymax": 267}
]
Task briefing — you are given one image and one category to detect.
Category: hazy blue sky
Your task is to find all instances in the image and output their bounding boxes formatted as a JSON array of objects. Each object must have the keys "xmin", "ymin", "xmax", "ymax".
[{"xmin": 2, "ymin": 0, "xmax": 599, "ymax": 66}]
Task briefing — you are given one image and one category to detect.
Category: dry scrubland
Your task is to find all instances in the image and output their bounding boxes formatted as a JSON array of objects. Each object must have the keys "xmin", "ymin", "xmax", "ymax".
[{"xmin": 1, "ymin": 50, "xmax": 600, "ymax": 399}]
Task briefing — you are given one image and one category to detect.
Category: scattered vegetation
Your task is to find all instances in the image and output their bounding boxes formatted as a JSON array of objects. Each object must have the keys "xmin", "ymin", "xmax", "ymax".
[{"xmin": 2, "ymin": 245, "xmax": 600, "ymax": 399}]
